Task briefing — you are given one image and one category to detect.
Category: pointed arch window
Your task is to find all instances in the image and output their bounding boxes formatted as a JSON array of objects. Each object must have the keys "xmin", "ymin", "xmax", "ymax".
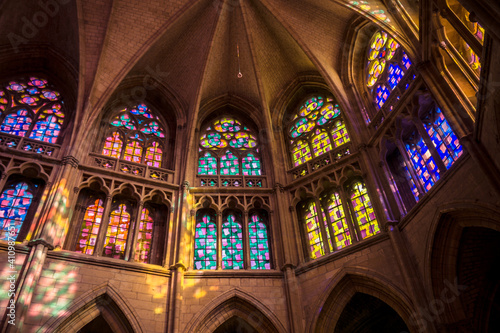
[
  {"xmin": 220, "ymin": 150, "xmax": 239, "ymax": 175},
  {"xmin": 323, "ymin": 191, "xmax": 352, "ymax": 250},
  {"xmin": 422, "ymin": 108, "xmax": 463, "ymax": 169},
  {"xmin": 101, "ymin": 104, "xmax": 166, "ymax": 168},
  {"xmin": 0, "ymin": 77, "xmax": 65, "ymax": 146},
  {"xmin": 75, "ymin": 198, "xmax": 104, "ymax": 255},
  {"xmin": 194, "ymin": 210, "xmax": 217, "ymax": 270},
  {"xmin": 405, "ymin": 131, "xmax": 440, "ymax": 193},
  {"xmin": 287, "ymin": 95, "xmax": 350, "ymax": 168},
  {"xmin": 222, "ymin": 211, "xmax": 244, "ymax": 270},
  {"xmin": 0, "ymin": 181, "xmax": 39, "ymax": 241},
  {"xmin": 349, "ymin": 181, "xmax": 380, "ymax": 239},
  {"xmin": 102, "ymin": 203, "xmax": 132, "ymax": 259},
  {"xmin": 198, "ymin": 117, "xmax": 261, "ymax": 178},
  {"xmin": 366, "ymin": 31, "xmax": 413, "ymax": 111},
  {"xmin": 300, "ymin": 200, "xmax": 325, "ymax": 259},
  {"xmin": 248, "ymin": 211, "xmax": 271, "ymax": 269}
]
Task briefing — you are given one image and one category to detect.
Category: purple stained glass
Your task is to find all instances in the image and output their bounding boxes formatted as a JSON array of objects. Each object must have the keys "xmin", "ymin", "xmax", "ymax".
[
  {"xmin": 1, "ymin": 78, "xmax": 64, "ymax": 145},
  {"xmin": 0, "ymin": 182, "xmax": 34, "ymax": 241}
]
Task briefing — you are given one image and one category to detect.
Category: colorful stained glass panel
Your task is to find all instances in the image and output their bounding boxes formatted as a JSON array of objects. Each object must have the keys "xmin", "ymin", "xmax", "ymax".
[
  {"xmin": 249, "ymin": 213, "xmax": 271, "ymax": 269},
  {"xmin": 0, "ymin": 182, "xmax": 34, "ymax": 241},
  {"xmin": 75, "ymin": 199, "xmax": 104, "ymax": 255},
  {"xmin": 102, "ymin": 204, "xmax": 131, "ymax": 259},
  {"xmin": 350, "ymin": 182, "xmax": 380, "ymax": 239},
  {"xmin": 194, "ymin": 212, "xmax": 217, "ymax": 270},
  {"xmin": 222, "ymin": 214, "xmax": 244, "ymax": 269}
]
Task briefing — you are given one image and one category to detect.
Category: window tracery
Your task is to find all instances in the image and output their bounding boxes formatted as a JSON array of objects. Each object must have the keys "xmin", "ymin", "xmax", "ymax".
[
  {"xmin": 193, "ymin": 207, "xmax": 272, "ymax": 270},
  {"xmin": 0, "ymin": 77, "xmax": 65, "ymax": 146},
  {"xmin": 287, "ymin": 95, "xmax": 350, "ymax": 168},
  {"xmin": 0, "ymin": 180, "xmax": 40, "ymax": 241},
  {"xmin": 298, "ymin": 180, "xmax": 379, "ymax": 260},
  {"xmin": 101, "ymin": 104, "xmax": 166, "ymax": 169},
  {"xmin": 198, "ymin": 116, "xmax": 261, "ymax": 179},
  {"xmin": 365, "ymin": 31, "xmax": 413, "ymax": 111}
]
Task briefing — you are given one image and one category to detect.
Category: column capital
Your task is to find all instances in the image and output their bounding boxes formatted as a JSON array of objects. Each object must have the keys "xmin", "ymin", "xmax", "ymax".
[
  {"xmin": 62, "ymin": 155, "xmax": 79, "ymax": 168},
  {"xmin": 169, "ymin": 262, "xmax": 187, "ymax": 271},
  {"xmin": 28, "ymin": 239, "xmax": 55, "ymax": 250},
  {"xmin": 384, "ymin": 220, "xmax": 400, "ymax": 232}
]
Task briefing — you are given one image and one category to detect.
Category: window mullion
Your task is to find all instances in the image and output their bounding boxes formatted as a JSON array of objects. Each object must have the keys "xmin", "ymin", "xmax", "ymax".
[
  {"xmin": 320, "ymin": 195, "xmax": 339, "ymax": 252},
  {"xmin": 412, "ymin": 117, "xmax": 448, "ymax": 174},
  {"xmin": 314, "ymin": 197, "xmax": 331, "ymax": 255},
  {"xmin": 395, "ymin": 139, "xmax": 426, "ymax": 199},
  {"xmin": 243, "ymin": 210, "xmax": 250, "ymax": 269},
  {"xmin": 217, "ymin": 211, "xmax": 222, "ymax": 270},
  {"xmin": 94, "ymin": 195, "xmax": 113, "ymax": 257},
  {"xmin": 127, "ymin": 201, "xmax": 143, "ymax": 262},
  {"xmin": 339, "ymin": 188, "xmax": 361, "ymax": 244}
]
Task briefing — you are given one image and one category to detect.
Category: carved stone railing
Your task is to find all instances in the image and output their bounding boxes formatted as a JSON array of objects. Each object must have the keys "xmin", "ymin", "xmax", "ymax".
[
  {"xmin": 88, "ymin": 153, "xmax": 174, "ymax": 182},
  {"xmin": 0, "ymin": 133, "xmax": 60, "ymax": 157},
  {"xmin": 197, "ymin": 175, "xmax": 267, "ymax": 188},
  {"xmin": 287, "ymin": 143, "xmax": 352, "ymax": 180}
]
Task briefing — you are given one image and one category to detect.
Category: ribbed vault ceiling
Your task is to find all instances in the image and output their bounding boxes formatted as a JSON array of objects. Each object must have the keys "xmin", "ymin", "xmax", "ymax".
[{"xmin": 0, "ymin": 0, "xmax": 403, "ymax": 121}]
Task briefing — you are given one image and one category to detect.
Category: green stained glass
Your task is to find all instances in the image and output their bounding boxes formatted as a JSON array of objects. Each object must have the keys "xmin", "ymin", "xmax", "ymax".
[
  {"xmin": 198, "ymin": 152, "xmax": 217, "ymax": 175},
  {"xmin": 249, "ymin": 213, "xmax": 270, "ymax": 269},
  {"xmin": 242, "ymin": 153, "xmax": 261, "ymax": 175},
  {"xmin": 222, "ymin": 213, "xmax": 244, "ymax": 269},
  {"xmin": 220, "ymin": 151, "xmax": 239, "ymax": 175},
  {"xmin": 194, "ymin": 211, "xmax": 217, "ymax": 270}
]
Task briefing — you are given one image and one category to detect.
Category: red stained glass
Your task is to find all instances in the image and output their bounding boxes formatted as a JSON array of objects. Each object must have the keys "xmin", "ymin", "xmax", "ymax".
[
  {"xmin": 102, "ymin": 204, "xmax": 131, "ymax": 259},
  {"xmin": 75, "ymin": 199, "xmax": 104, "ymax": 255}
]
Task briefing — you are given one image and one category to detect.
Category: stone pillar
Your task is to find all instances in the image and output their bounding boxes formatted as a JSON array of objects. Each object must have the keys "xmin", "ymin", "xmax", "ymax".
[
  {"xmin": 385, "ymin": 222, "xmax": 438, "ymax": 333},
  {"xmin": 4, "ymin": 240, "xmax": 52, "ymax": 333}
]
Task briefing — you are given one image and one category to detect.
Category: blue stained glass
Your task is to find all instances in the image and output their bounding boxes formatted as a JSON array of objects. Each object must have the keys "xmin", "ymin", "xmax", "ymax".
[
  {"xmin": 375, "ymin": 85, "xmax": 390, "ymax": 109},
  {"xmin": 402, "ymin": 52, "xmax": 412, "ymax": 70},
  {"xmin": 0, "ymin": 182, "xmax": 34, "ymax": 241},
  {"xmin": 1, "ymin": 110, "xmax": 32, "ymax": 136},
  {"xmin": 29, "ymin": 115, "xmax": 61, "ymax": 143},
  {"xmin": 423, "ymin": 109, "xmax": 463, "ymax": 169},
  {"xmin": 388, "ymin": 64, "xmax": 404, "ymax": 90},
  {"xmin": 405, "ymin": 136, "xmax": 440, "ymax": 192}
]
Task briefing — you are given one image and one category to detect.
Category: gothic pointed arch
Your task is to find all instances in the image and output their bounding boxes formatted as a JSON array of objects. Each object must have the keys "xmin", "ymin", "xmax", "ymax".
[
  {"xmin": 39, "ymin": 282, "xmax": 143, "ymax": 333},
  {"xmin": 426, "ymin": 202, "xmax": 500, "ymax": 328},
  {"xmin": 311, "ymin": 268, "xmax": 417, "ymax": 333},
  {"xmin": 183, "ymin": 288, "xmax": 286, "ymax": 333}
]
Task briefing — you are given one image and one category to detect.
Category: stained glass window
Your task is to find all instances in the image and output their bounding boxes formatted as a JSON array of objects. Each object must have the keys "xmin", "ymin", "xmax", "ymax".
[
  {"xmin": 102, "ymin": 104, "xmax": 166, "ymax": 168},
  {"xmin": 145, "ymin": 142, "xmax": 162, "ymax": 168},
  {"xmin": 366, "ymin": 31, "xmax": 413, "ymax": 110},
  {"xmin": 102, "ymin": 203, "xmax": 131, "ymax": 259},
  {"xmin": 312, "ymin": 130, "xmax": 332, "ymax": 157},
  {"xmin": 302, "ymin": 201, "xmax": 326, "ymax": 259},
  {"xmin": 102, "ymin": 132, "xmax": 123, "ymax": 158},
  {"xmin": 349, "ymin": 182, "xmax": 380, "ymax": 239},
  {"xmin": 124, "ymin": 140, "xmax": 143, "ymax": 163},
  {"xmin": 331, "ymin": 120, "xmax": 350, "ymax": 148},
  {"xmin": 135, "ymin": 208, "xmax": 154, "ymax": 263},
  {"xmin": 222, "ymin": 212, "xmax": 244, "ymax": 270},
  {"xmin": 75, "ymin": 199, "xmax": 104, "ymax": 255},
  {"xmin": 248, "ymin": 212, "xmax": 270, "ymax": 269},
  {"xmin": 0, "ymin": 182, "xmax": 35, "ymax": 241},
  {"xmin": 198, "ymin": 152, "xmax": 217, "ymax": 175},
  {"xmin": 405, "ymin": 133, "xmax": 440, "ymax": 192},
  {"xmin": 0, "ymin": 77, "xmax": 65, "ymax": 145},
  {"xmin": 242, "ymin": 153, "xmax": 261, "ymax": 176},
  {"xmin": 287, "ymin": 95, "xmax": 350, "ymax": 167},
  {"xmin": 220, "ymin": 150, "xmax": 239, "ymax": 175},
  {"xmin": 324, "ymin": 192, "xmax": 352, "ymax": 250},
  {"xmin": 423, "ymin": 108, "xmax": 463, "ymax": 169},
  {"xmin": 198, "ymin": 116, "xmax": 260, "ymax": 177},
  {"xmin": 194, "ymin": 210, "xmax": 217, "ymax": 270}
]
